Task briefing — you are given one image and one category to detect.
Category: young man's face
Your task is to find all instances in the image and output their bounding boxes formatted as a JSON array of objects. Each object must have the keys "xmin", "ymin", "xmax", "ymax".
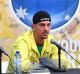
[{"xmin": 33, "ymin": 21, "xmax": 51, "ymax": 39}]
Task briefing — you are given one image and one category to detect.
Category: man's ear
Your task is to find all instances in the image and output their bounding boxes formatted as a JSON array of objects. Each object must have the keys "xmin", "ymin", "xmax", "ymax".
[{"xmin": 32, "ymin": 24, "xmax": 35, "ymax": 29}]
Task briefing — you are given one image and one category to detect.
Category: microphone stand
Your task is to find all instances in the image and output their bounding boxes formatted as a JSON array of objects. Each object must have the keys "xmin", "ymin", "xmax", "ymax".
[
  {"xmin": 52, "ymin": 47, "xmax": 66, "ymax": 72},
  {"xmin": 58, "ymin": 48, "xmax": 61, "ymax": 69},
  {"xmin": 0, "ymin": 49, "xmax": 2, "ymax": 74},
  {"xmin": 54, "ymin": 44, "xmax": 80, "ymax": 72},
  {"xmin": 55, "ymin": 47, "xmax": 66, "ymax": 72},
  {"xmin": 50, "ymin": 40, "xmax": 80, "ymax": 72}
]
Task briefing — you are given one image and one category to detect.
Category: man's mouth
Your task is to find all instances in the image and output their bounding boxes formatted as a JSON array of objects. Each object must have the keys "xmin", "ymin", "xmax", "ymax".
[{"xmin": 42, "ymin": 32, "xmax": 49, "ymax": 36}]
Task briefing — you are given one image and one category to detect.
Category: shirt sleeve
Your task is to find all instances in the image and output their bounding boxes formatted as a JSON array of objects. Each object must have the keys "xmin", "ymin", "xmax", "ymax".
[{"xmin": 7, "ymin": 38, "xmax": 33, "ymax": 73}]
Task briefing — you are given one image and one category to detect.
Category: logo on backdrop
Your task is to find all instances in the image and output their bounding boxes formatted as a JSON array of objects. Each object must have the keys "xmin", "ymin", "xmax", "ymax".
[{"xmin": 11, "ymin": 0, "xmax": 79, "ymax": 30}]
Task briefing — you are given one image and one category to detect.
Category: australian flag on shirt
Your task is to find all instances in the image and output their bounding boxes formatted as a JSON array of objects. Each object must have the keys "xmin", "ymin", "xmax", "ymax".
[{"xmin": 11, "ymin": 0, "xmax": 79, "ymax": 30}]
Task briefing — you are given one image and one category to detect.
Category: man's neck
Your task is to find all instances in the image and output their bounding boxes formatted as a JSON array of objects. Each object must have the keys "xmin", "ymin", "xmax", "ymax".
[
  {"xmin": 36, "ymin": 39, "xmax": 44, "ymax": 45},
  {"xmin": 34, "ymin": 35, "xmax": 44, "ymax": 45}
]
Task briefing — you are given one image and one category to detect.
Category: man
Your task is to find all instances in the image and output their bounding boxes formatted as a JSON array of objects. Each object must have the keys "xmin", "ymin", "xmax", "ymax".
[{"xmin": 7, "ymin": 10, "xmax": 69, "ymax": 73}]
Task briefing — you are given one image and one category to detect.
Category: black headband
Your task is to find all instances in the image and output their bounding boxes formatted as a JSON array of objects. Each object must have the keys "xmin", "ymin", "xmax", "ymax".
[{"xmin": 33, "ymin": 10, "xmax": 51, "ymax": 24}]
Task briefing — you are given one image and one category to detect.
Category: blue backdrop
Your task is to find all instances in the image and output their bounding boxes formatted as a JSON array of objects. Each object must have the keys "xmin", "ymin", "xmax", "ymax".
[{"xmin": 11, "ymin": 0, "xmax": 79, "ymax": 30}]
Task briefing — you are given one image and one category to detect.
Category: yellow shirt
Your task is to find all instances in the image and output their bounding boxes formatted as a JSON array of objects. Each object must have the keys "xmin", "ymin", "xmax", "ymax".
[{"xmin": 7, "ymin": 30, "xmax": 69, "ymax": 73}]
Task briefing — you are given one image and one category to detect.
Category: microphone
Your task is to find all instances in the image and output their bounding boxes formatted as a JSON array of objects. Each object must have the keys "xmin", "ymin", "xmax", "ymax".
[
  {"xmin": 50, "ymin": 39, "xmax": 65, "ymax": 51},
  {"xmin": 50, "ymin": 39, "xmax": 80, "ymax": 65},
  {"xmin": 0, "ymin": 47, "xmax": 9, "ymax": 57},
  {"xmin": 0, "ymin": 47, "xmax": 10, "ymax": 74},
  {"xmin": 50, "ymin": 39, "xmax": 67, "ymax": 72},
  {"xmin": 50, "ymin": 39, "xmax": 66, "ymax": 52},
  {"xmin": 0, "ymin": 47, "xmax": 18, "ymax": 74}
]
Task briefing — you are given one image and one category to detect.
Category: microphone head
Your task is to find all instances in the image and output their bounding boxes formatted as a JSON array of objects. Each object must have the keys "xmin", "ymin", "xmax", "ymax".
[
  {"xmin": 50, "ymin": 39, "xmax": 60, "ymax": 47},
  {"xmin": 0, "ymin": 47, "xmax": 9, "ymax": 56},
  {"xmin": 50, "ymin": 39, "xmax": 65, "ymax": 51},
  {"xmin": 0, "ymin": 47, "xmax": 4, "ymax": 52},
  {"xmin": 50, "ymin": 39, "xmax": 57, "ymax": 44},
  {"xmin": 50, "ymin": 39, "xmax": 54, "ymax": 44}
]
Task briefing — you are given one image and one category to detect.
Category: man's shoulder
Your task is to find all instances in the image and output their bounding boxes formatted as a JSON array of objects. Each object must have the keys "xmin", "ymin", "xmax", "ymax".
[{"xmin": 16, "ymin": 30, "xmax": 33, "ymax": 41}]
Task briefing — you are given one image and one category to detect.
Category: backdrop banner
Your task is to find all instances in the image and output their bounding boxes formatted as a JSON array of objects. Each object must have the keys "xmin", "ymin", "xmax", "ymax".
[{"xmin": 0, "ymin": 0, "xmax": 80, "ymax": 68}]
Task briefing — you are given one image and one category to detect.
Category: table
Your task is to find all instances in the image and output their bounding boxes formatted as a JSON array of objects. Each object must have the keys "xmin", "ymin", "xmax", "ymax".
[
  {"xmin": 2, "ymin": 62, "xmax": 80, "ymax": 74},
  {"xmin": 29, "ymin": 68, "xmax": 80, "ymax": 74}
]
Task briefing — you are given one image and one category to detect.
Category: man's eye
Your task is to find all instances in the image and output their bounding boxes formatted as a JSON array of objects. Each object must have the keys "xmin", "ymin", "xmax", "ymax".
[
  {"xmin": 47, "ymin": 24, "xmax": 50, "ymax": 26},
  {"xmin": 39, "ymin": 24, "xmax": 45, "ymax": 26}
]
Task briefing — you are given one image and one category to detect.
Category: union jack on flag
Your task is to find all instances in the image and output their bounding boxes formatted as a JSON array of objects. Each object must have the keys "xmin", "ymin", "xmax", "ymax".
[{"xmin": 11, "ymin": 0, "xmax": 79, "ymax": 30}]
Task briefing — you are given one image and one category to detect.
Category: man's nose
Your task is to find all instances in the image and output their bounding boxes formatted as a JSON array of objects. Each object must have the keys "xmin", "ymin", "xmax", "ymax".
[{"xmin": 44, "ymin": 26, "xmax": 49, "ymax": 30}]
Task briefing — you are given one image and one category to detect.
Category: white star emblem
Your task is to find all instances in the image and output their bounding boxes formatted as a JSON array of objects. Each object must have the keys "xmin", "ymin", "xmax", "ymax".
[
  {"xmin": 16, "ymin": 6, "xmax": 29, "ymax": 19},
  {"xmin": 64, "ymin": 14, "xmax": 71, "ymax": 21}
]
